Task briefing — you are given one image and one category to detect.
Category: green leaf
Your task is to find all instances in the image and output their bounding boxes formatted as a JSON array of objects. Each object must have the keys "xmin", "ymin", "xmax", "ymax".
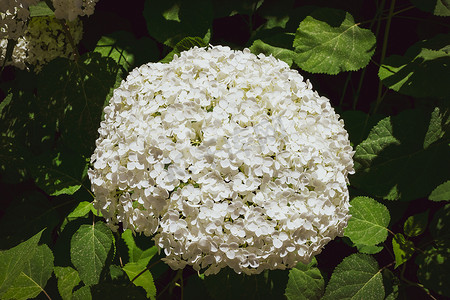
[
  {"xmin": 67, "ymin": 202, "xmax": 96, "ymax": 219},
  {"xmin": 122, "ymin": 230, "xmax": 158, "ymax": 265},
  {"xmin": 72, "ymin": 286, "xmax": 91, "ymax": 300},
  {"xmin": 416, "ymin": 204, "xmax": 450, "ymax": 297},
  {"xmin": 54, "ymin": 266, "xmax": 81, "ymax": 300},
  {"xmin": 94, "ymin": 34, "xmax": 134, "ymax": 71},
  {"xmin": 351, "ymin": 108, "xmax": 450, "ymax": 201},
  {"xmin": 0, "ymin": 230, "xmax": 43, "ymax": 297},
  {"xmin": 2, "ymin": 245, "xmax": 54, "ymax": 300},
  {"xmin": 411, "ymin": 0, "xmax": 450, "ymax": 16},
  {"xmin": 344, "ymin": 197, "xmax": 390, "ymax": 253},
  {"xmin": 29, "ymin": 1, "xmax": 54, "ymax": 17},
  {"xmin": 382, "ymin": 269, "xmax": 400, "ymax": 300},
  {"xmin": 285, "ymin": 258, "xmax": 324, "ymax": 300},
  {"xmin": 30, "ymin": 147, "xmax": 88, "ymax": 196},
  {"xmin": 379, "ymin": 34, "xmax": 450, "ymax": 98},
  {"xmin": 392, "ymin": 233, "xmax": 415, "ymax": 268},
  {"xmin": 341, "ymin": 110, "xmax": 385, "ymax": 146},
  {"xmin": 160, "ymin": 37, "xmax": 208, "ymax": 63},
  {"xmin": 37, "ymin": 53, "xmax": 121, "ymax": 158},
  {"xmin": 70, "ymin": 222, "xmax": 114, "ymax": 286},
  {"xmin": 404, "ymin": 210, "xmax": 429, "ymax": 237},
  {"xmin": 123, "ymin": 263, "xmax": 156, "ymax": 300},
  {"xmin": 250, "ymin": 39, "xmax": 296, "ymax": 67},
  {"xmin": 429, "ymin": 181, "xmax": 450, "ymax": 201},
  {"xmin": 293, "ymin": 8, "xmax": 376, "ymax": 74},
  {"xmin": 143, "ymin": 0, "xmax": 213, "ymax": 47},
  {"xmin": 323, "ymin": 253, "xmax": 384, "ymax": 300}
]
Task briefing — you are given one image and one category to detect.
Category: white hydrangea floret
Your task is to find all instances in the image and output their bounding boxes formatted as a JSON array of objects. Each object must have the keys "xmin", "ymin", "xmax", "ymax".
[
  {"xmin": 89, "ymin": 45, "xmax": 355, "ymax": 275},
  {"xmin": 52, "ymin": 0, "xmax": 99, "ymax": 21}
]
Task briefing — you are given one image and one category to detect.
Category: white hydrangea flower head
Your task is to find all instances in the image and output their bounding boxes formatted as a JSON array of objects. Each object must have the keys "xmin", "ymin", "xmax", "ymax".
[
  {"xmin": 89, "ymin": 45, "xmax": 355, "ymax": 275},
  {"xmin": 52, "ymin": 0, "xmax": 99, "ymax": 21},
  {"xmin": 0, "ymin": 0, "xmax": 39, "ymax": 39},
  {"xmin": 0, "ymin": 15, "xmax": 83, "ymax": 72}
]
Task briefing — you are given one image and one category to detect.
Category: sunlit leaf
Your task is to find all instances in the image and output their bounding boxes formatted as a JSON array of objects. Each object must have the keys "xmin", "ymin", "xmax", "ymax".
[
  {"xmin": 94, "ymin": 35, "xmax": 134, "ymax": 71},
  {"xmin": 123, "ymin": 263, "xmax": 156, "ymax": 300},
  {"xmin": 392, "ymin": 233, "xmax": 415, "ymax": 268},
  {"xmin": 71, "ymin": 222, "xmax": 114, "ymax": 286},
  {"xmin": 0, "ymin": 230, "xmax": 43, "ymax": 296},
  {"xmin": 54, "ymin": 266, "xmax": 81, "ymax": 300},
  {"xmin": 29, "ymin": 2, "xmax": 54, "ymax": 17},
  {"xmin": 293, "ymin": 8, "xmax": 376, "ymax": 74},
  {"xmin": 2, "ymin": 245, "xmax": 54, "ymax": 300},
  {"xmin": 344, "ymin": 197, "xmax": 390, "ymax": 253},
  {"xmin": 429, "ymin": 181, "xmax": 450, "ymax": 201},
  {"xmin": 323, "ymin": 253, "xmax": 384, "ymax": 300},
  {"xmin": 404, "ymin": 210, "xmax": 429, "ymax": 237},
  {"xmin": 351, "ymin": 108, "xmax": 450, "ymax": 201},
  {"xmin": 122, "ymin": 230, "xmax": 158, "ymax": 265},
  {"xmin": 67, "ymin": 201, "xmax": 97, "ymax": 220},
  {"xmin": 285, "ymin": 258, "xmax": 324, "ymax": 300},
  {"xmin": 379, "ymin": 34, "xmax": 450, "ymax": 98}
]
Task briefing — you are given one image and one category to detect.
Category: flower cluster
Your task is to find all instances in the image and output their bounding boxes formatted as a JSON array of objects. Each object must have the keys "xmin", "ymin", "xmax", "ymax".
[
  {"xmin": 0, "ymin": 0, "xmax": 38, "ymax": 39},
  {"xmin": 52, "ymin": 0, "xmax": 99, "ymax": 21},
  {"xmin": 0, "ymin": 16, "xmax": 82, "ymax": 71},
  {"xmin": 89, "ymin": 46, "xmax": 355, "ymax": 275}
]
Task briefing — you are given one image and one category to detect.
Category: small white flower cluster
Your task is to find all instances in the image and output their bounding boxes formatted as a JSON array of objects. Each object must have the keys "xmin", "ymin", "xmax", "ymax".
[
  {"xmin": 89, "ymin": 46, "xmax": 355, "ymax": 275},
  {"xmin": 0, "ymin": 16, "xmax": 82, "ymax": 71},
  {"xmin": 52, "ymin": 0, "xmax": 99, "ymax": 21},
  {"xmin": 0, "ymin": 0, "xmax": 38, "ymax": 39}
]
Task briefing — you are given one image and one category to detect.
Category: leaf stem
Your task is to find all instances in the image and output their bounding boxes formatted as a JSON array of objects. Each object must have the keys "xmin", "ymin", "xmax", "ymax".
[
  {"xmin": 400, "ymin": 264, "xmax": 437, "ymax": 300},
  {"xmin": 374, "ymin": 0, "xmax": 396, "ymax": 114}
]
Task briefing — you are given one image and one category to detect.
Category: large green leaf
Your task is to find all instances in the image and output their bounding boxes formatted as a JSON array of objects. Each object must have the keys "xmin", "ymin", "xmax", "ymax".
[
  {"xmin": 94, "ymin": 35, "xmax": 134, "ymax": 71},
  {"xmin": 351, "ymin": 108, "xmax": 450, "ymax": 201},
  {"xmin": 344, "ymin": 197, "xmax": 390, "ymax": 253},
  {"xmin": 293, "ymin": 8, "xmax": 376, "ymax": 74},
  {"xmin": 285, "ymin": 258, "xmax": 324, "ymax": 300},
  {"xmin": 429, "ymin": 181, "xmax": 450, "ymax": 201},
  {"xmin": 72, "ymin": 286, "xmax": 91, "ymax": 300},
  {"xmin": 379, "ymin": 34, "xmax": 450, "ymax": 98},
  {"xmin": 416, "ymin": 204, "xmax": 450, "ymax": 297},
  {"xmin": 123, "ymin": 263, "xmax": 156, "ymax": 300},
  {"xmin": 0, "ymin": 230, "xmax": 43, "ymax": 296},
  {"xmin": 322, "ymin": 253, "xmax": 384, "ymax": 300},
  {"xmin": 70, "ymin": 222, "xmax": 114, "ymax": 286},
  {"xmin": 411, "ymin": 0, "xmax": 450, "ymax": 16},
  {"xmin": 2, "ymin": 245, "xmax": 54, "ymax": 300},
  {"xmin": 143, "ymin": 0, "xmax": 213, "ymax": 47},
  {"xmin": 54, "ymin": 266, "xmax": 81, "ymax": 300},
  {"xmin": 29, "ymin": 1, "xmax": 54, "ymax": 17},
  {"xmin": 392, "ymin": 233, "xmax": 415, "ymax": 268}
]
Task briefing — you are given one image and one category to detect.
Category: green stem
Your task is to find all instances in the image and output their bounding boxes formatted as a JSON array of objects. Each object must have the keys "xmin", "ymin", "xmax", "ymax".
[
  {"xmin": 374, "ymin": 0, "xmax": 396, "ymax": 114},
  {"xmin": 339, "ymin": 72, "xmax": 352, "ymax": 108},
  {"xmin": 400, "ymin": 264, "xmax": 437, "ymax": 300}
]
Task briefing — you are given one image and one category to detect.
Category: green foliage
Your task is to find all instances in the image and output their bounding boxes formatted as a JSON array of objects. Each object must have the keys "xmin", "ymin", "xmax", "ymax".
[
  {"xmin": 0, "ymin": 231, "xmax": 44, "ymax": 297},
  {"xmin": 54, "ymin": 266, "xmax": 81, "ymax": 300},
  {"xmin": 285, "ymin": 258, "xmax": 324, "ymax": 300},
  {"xmin": 293, "ymin": 8, "xmax": 376, "ymax": 74},
  {"xmin": 429, "ymin": 180, "xmax": 450, "ymax": 201},
  {"xmin": 404, "ymin": 210, "xmax": 429, "ymax": 237},
  {"xmin": 351, "ymin": 108, "xmax": 450, "ymax": 201},
  {"xmin": 379, "ymin": 34, "xmax": 450, "ymax": 98},
  {"xmin": 1, "ymin": 1, "xmax": 449, "ymax": 299},
  {"xmin": 416, "ymin": 204, "xmax": 450, "ymax": 297},
  {"xmin": 323, "ymin": 254, "xmax": 384, "ymax": 300},
  {"xmin": 344, "ymin": 197, "xmax": 390, "ymax": 253},
  {"xmin": 143, "ymin": 0, "xmax": 212, "ymax": 47},
  {"xmin": 70, "ymin": 222, "xmax": 114, "ymax": 286},
  {"xmin": 392, "ymin": 233, "xmax": 415, "ymax": 268},
  {"xmin": 2, "ymin": 245, "xmax": 54, "ymax": 300}
]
